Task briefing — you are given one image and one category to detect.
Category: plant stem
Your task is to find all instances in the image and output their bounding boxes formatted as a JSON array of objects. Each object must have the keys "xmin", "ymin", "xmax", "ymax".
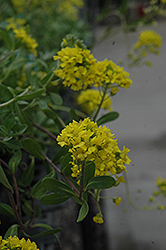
[
  {"xmin": 33, "ymin": 123, "xmax": 57, "ymax": 140},
  {"xmin": 93, "ymin": 85, "xmax": 108, "ymax": 122},
  {"xmin": 79, "ymin": 160, "xmax": 85, "ymax": 201},
  {"xmin": 0, "ymin": 158, "xmax": 22, "ymax": 218},
  {"xmin": 0, "ymin": 51, "xmax": 13, "ymax": 63},
  {"xmin": 0, "ymin": 87, "xmax": 29, "ymax": 108},
  {"xmin": 42, "ymin": 151, "xmax": 80, "ymax": 196},
  {"xmin": 6, "ymin": 187, "xmax": 25, "ymax": 230}
]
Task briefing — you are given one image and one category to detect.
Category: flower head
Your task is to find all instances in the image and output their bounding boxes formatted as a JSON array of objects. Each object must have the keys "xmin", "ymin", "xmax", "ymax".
[
  {"xmin": 133, "ymin": 30, "xmax": 162, "ymax": 55},
  {"xmin": 53, "ymin": 45, "xmax": 96, "ymax": 90},
  {"xmin": 93, "ymin": 213, "xmax": 104, "ymax": 224},
  {"xmin": 113, "ymin": 197, "xmax": 122, "ymax": 206},
  {"xmin": 77, "ymin": 89, "xmax": 112, "ymax": 115},
  {"xmin": 57, "ymin": 118, "xmax": 131, "ymax": 178},
  {"xmin": 54, "ymin": 46, "xmax": 132, "ymax": 91},
  {"xmin": 0, "ymin": 235, "xmax": 39, "ymax": 250}
]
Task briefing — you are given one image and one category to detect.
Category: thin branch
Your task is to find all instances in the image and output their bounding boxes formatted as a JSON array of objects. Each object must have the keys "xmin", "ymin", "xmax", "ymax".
[
  {"xmin": 33, "ymin": 123, "xmax": 57, "ymax": 140},
  {"xmin": 42, "ymin": 151, "xmax": 80, "ymax": 196}
]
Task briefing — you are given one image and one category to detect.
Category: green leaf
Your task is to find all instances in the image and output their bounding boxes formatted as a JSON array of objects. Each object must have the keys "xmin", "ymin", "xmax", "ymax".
[
  {"xmin": 22, "ymin": 200, "xmax": 41, "ymax": 218},
  {"xmin": 84, "ymin": 161, "xmax": 95, "ymax": 187},
  {"xmin": 0, "ymin": 30, "xmax": 14, "ymax": 49},
  {"xmin": 15, "ymin": 103, "xmax": 32, "ymax": 130},
  {"xmin": 69, "ymin": 108, "xmax": 79, "ymax": 121},
  {"xmin": 86, "ymin": 176, "xmax": 115, "ymax": 190},
  {"xmin": 22, "ymin": 138, "xmax": 44, "ymax": 160},
  {"xmin": 4, "ymin": 225, "xmax": 18, "ymax": 238},
  {"xmin": 0, "ymin": 83, "xmax": 13, "ymax": 102},
  {"xmin": 8, "ymin": 150, "xmax": 22, "ymax": 174},
  {"xmin": 76, "ymin": 202, "xmax": 89, "ymax": 222},
  {"xmin": 0, "ymin": 202, "xmax": 15, "ymax": 218},
  {"xmin": 42, "ymin": 108, "xmax": 58, "ymax": 120},
  {"xmin": 17, "ymin": 89, "xmax": 45, "ymax": 101},
  {"xmin": 30, "ymin": 179, "xmax": 46, "ymax": 199},
  {"xmin": 50, "ymin": 92, "xmax": 63, "ymax": 105},
  {"xmin": 42, "ymin": 177, "xmax": 75, "ymax": 196},
  {"xmin": 1, "ymin": 139, "xmax": 22, "ymax": 150},
  {"xmin": 0, "ymin": 165, "xmax": 13, "ymax": 193},
  {"xmin": 60, "ymin": 153, "xmax": 72, "ymax": 176},
  {"xmin": 52, "ymin": 146, "xmax": 68, "ymax": 164},
  {"xmin": 97, "ymin": 112, "xmax": 119, "ymax": 126},
  {"xmin": 12, "ymin": 123, "xmax": 27, "ymax": 136},
  {"xmin": 40, "ymin": 193, "xmax": 69, "ymax": 205},
  {"xmin": 26, "ymin": 228, "xmax": 61, "ymax": 239},
  {"xmin": 21, "ymin": 157, "xmax": 34, "ymax": 187}
]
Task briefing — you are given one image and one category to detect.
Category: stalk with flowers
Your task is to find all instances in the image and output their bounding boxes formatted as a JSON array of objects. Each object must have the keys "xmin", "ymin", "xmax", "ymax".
[{"xmin": 0, "ymin": 0, "xmax": 166, "ymax": 248}]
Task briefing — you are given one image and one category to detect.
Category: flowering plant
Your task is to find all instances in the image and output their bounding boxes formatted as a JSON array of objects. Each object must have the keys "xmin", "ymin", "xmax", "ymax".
[{"xmin": 0, "ymin": 0, "xmax": 165, "ymax": 248}]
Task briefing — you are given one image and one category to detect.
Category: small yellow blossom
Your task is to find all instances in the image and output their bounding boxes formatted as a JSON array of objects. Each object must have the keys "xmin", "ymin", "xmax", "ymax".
[
  {"xmin": 113, "ymin": 197, "xmax": 122, "ymax": 206},
  {"xmin": 158, "ymin": 205, "xmax": 166, "ymax": 210},
  {"xmin": 149, "ymin": 195, "xmax": 155, "ymax": 202},
  {"xmin": 133, "ymin": 30, "xmax": 162, "ymax": 55},
  {"xmin": 57, "ymin": 118, "xmax": 131, "ymax": 178},
  {"xmin": 0, "ymin": 235, "xmax": 39, "ymax": 249},
  {"xmin": 93, "ymin": 213, "xmax": 104, "ymax": 224},
  {"xmin": 77, "ymin": 89, "xmax": 112, "ymax": 114}
]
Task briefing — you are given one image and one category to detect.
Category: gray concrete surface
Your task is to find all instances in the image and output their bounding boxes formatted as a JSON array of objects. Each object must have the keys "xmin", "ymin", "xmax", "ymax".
[{"xmin": 93, "ymin": 20, "xmax": 166, "ymax": 249}]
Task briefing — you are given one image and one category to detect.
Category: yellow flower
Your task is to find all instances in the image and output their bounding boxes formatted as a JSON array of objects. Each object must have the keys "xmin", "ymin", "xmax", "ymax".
[
  {"xmin": 57, "ymin": 118, "xmax": 131, "ymax": 178},
  {"xmin": 53, "ymin": 45, "xmax": 96, "ymax": 90},
  {"xmin": 93, "ymin": 213, "xmax": 104, "ymax": 224},
  {"xmin": 113, "ymin": 197, "xmax": 122, "ymax": 206},
  {"xmin": 6, "ymin": 17, "xmax": 38, "ymax": 57},
  {"xmin": 133, "ymin": 30, "xmax": 162, "ymax": 55},
  {"xmin": 77, "ymin": 89, "xmax": 112, "ymax": 114},
  {"xmin": 0, "ymin": 236, "xmax": 39, "ymax": 249},
  {"xmin": 54, "ymin": 47, "xmax": 132, "ymax": 91}
]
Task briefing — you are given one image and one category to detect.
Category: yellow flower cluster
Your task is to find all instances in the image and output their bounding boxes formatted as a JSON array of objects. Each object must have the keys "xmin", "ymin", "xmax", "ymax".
[
  {"xmin": 133, "ymin": 30, "xmax": 162, "ymax": 55},
  {"xmin": 6, "ymin": 17, "xmax": 38, "ymax": 57},
  {"xmin": 77, "ymin": 89, "xmax": 112, "ymax": 115},
  {"xmin": 0, "ymin": 236, "xmax": 39, "ymax": 250},
  {"xmin": 11, "ymin": 0, "xmax": 83, "ymax": 20},
  {"xmin": 54, "ymin": 46, "xmax": 132, "ymax": 91},
  {"xmin": 155, "ymin": 177, "xmax": 166, "ymax": 194},
  {"xmin": 93, "ymin": 213, "xmax": 104, "ymax": 224},
  {"xmin": 57, "ymin": 118, "xmax": 131, "ymax": 178},
  {"xmin": 53, "ymin": 46, "xmax": 97, "ymax": 90},
  {"xmin": 57, "ymin": 0, "xmax": 84, "ymax": 20}
]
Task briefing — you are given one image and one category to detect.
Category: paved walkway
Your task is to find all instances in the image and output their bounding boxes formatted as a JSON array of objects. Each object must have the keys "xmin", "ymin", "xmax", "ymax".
[{"xmin": 93, "ymin": 20, "xmax": 166, "ymax": 249}]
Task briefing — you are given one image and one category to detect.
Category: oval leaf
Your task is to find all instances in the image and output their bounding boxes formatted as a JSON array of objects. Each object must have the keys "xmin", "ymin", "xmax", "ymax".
[
  {"xmin": 77, "ymin": 202, "xmax": 89, "ymax": 222},
  {"xmin": 4, "ymin": 225, "xmax": 18, "ymax": 238},
  {"xmin": 0, "ymin": 165, "xmax": 13, "ymax": 193},
  {"xmin": 40, "ymin": 193, "xmax": 69, "ymax": 205},
  {"xmin": 8, "ymin": 150, "xmax": 22, "ymax": 174},
  {"xmin": 22, "ymin": 138, "xmax": 44, "ymax": 160},
  {"xmin": 30, "ymin": 179, "xmax": 46, "ymax": 199},
  {"xmin": 84, "ymin": 161, "xmax": 95, "ymax": 187},
  {"xmin": 97, "ymin": 112, "xmax": 119, "ymax": 126},
  {"xmin": 42, "ymin": 177, "xmax": 75, "ymax": 196},
  {"xmin": 86, "ymin": 176, "xmax": 115, "ymax": 190},
  {"xmin": 0, "ymin": 202, "xmax": 15, "ymax": 218}
]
